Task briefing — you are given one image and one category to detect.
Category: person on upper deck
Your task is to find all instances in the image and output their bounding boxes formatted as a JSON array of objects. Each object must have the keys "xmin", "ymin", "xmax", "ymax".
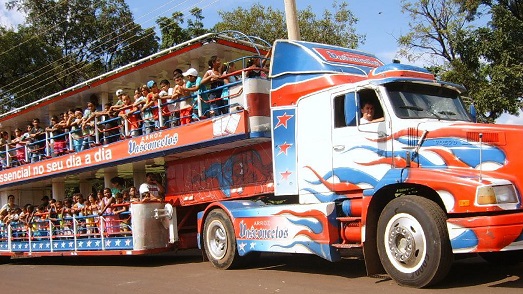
[
  {"xmin": 159, "ymin": 79, "xmax": 176, "ymax": 127},
  {"xmin": 182, "ymin": 68, "xmax": 211, "ymax": 119},
  {"xmin": 172, "ymin": 72, "xmax": 192, "ymax": 125},
  {"xmin": 0, "ymin": 131, "xmax": 10, "ymax": 168},
  {"xmin": 46, "ymin": 115, "xmax": 67, "ymax": 156},
  {"xmin": 68, "ymin": 108, "xmax": 85, "ymax": 152},
  {"xmin": 119, "ymin": 94, "xmax": 142, "ymax": 138},
  {"xmin": 10, "ymin": 128, "xmax": 28, "ymax": 165},
  {"xmin": 203, "ymin": 56, "xmax": 225, "ymax": 116},
  {"xmin": 29, "ymin": 118, "xmax": 46, "ymax": 162},
  {"xmin": 142, "ymin": 80, "xmax": 160, "ymax": 134}
]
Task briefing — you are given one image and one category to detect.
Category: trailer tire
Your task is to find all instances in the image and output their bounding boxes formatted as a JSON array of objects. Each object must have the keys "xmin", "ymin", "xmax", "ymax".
[
  {"xmin": 377, "ymin": 196, "xmax": 453, "ymax": 288},
  {"xmin": 203, "ymin": 209, "xmax": 239, "ymax": 269}
]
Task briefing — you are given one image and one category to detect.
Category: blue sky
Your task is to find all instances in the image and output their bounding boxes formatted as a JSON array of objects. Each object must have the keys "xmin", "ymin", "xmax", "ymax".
[
  {"xmin": 0, "ymin": 0, "xmax": 520, "ymax": 123},
  {"xmin": 124, "ymin": 0, "xmax": 408, "ymax": 63}
]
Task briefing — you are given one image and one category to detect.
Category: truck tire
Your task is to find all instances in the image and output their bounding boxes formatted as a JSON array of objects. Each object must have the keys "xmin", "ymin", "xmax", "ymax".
[
  {"xmin": 203, "ymin": 209, "xmax": 239, "ymax": 269},
  {"xmin": 377, "ymin": 196, "xmax": 453, "ymax": 288}
]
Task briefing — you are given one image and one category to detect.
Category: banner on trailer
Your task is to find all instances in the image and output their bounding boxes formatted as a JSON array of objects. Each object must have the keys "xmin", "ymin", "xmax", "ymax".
[{"xmin": 0, "ymin": 113, "xmax": 247, "ymax": 185}]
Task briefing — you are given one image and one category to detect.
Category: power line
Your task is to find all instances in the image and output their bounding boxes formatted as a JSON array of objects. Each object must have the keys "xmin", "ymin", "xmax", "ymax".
[
  {"xmin": 0, "ymin": 0, "xmax": 220, "ymax": 110},
  {"xmin": 0, "ymin": 0, "xmax": 184, "ymax": 102}
]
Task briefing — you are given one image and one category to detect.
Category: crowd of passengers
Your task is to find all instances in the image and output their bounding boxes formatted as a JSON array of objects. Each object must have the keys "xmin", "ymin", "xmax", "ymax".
[
  {"xmin": 0, "ymin": 174, "xmax": 164, "ymax": 239},
  {"xmin": 0, "ymin": 56, "xmax": 269, "ymax": 169}
]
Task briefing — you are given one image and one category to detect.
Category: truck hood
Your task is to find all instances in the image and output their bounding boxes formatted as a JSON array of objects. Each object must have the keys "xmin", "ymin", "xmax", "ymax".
[{"xmin": 390, "ymin": 122, "xmax": 523, "ymax": 213}]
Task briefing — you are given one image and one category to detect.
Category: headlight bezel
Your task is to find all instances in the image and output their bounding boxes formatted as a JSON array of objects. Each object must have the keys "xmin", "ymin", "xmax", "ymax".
[{"xmin": 475, "ymin": 183, "xmax": 519, "ymax": 207}]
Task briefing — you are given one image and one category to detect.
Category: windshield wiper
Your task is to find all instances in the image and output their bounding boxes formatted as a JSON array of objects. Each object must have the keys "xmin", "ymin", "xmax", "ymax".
[
  {"xmin": 437, "ymin": 111, "xmax": 456, "ymax": 116},
  {"xmin": 399, "ymin": 105, "xmax": 424, "ymax": 111}
]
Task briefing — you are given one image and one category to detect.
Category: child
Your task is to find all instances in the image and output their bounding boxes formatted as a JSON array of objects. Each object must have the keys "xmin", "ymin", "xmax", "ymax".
[
  {"xmin": 173, "ymin": 72, "xmax": 192, "ymax": 125},
  {"xmin": 119, "ymin": 94, "xmax": 142, "ymax": 137},
  {"xmin": 142, "ymin": 80, "xmax": 160, "ymax": 134},
  {"xmin": 159, "ymin": 79, "xmax": 176, "ymax": 127}
]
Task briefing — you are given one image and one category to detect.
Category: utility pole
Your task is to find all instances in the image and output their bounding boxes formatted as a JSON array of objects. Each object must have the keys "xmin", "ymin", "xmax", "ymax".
[{"xmin": 284, "ymin": 0, "xmax": 300, "ymax": 40}]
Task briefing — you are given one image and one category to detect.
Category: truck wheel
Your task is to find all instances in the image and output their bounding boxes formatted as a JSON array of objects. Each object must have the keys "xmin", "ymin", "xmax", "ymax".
[
  {"xmin": 377, "ymin": 196, "xmax": 453, "ymax": 288},
  {"xmin": 480, "ymin": 250, "xmax": 523, "ymax": 266},
  {"xmin": 203, "ymin": 209, "xmax": 239, "ymax": 269}
]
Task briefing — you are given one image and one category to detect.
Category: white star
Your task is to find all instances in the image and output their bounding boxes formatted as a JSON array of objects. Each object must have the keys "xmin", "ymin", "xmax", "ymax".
[
  {"xmin": 18, "ymin": 244, "xmax": 22, "ymax": 249},
  {"xmin": 105, "ymin": 240, "xmax": 111, "ymax": 246},
  {"xmin": 87, "ymin": 241, "xmax": 92, "ymax": 247},
  {"xmin": 125, "ymin": 239, "xmax": 131, "ymax": 246},
  {"xmin": 32, "ymin": 243, "xmax": 37, "ymax": 248},
  {"xmin": 238, "ymin": 242, "xmax": 247, "ymax": 252},
  {"xmin": 24, "ymin": 243, "xmax": 28, "ymax": 249},
  {"xmin": 45, "ymin": 243, "xmax": 50, "ymax": 248},
  {"xmin": 54, "ymin": 243, "xmax": 58, "ymax": 248},
  {"xmin": 115, "ymin": 239, "xmax": 121, "ymax": 246},
  {"xmin": 249, "ymin": 242, "xmax": 256, "ymax": 249},
  {"xmin": 39, "ymin": 243, "xmax": 43, "ymax": 249},
  {"xmin": 95, "ymin": 241, "xmax": 101, "ymax": 247},
  {"xmin": 78, "ymin": 241, "xmax": 83, "ymax": 248},
  {"xmin": 61, "ymin": 242, "xmax": 66, "ymax": 248},
  {"xmin": 68, "ymin": 242, "xmax": 73, "ymax": 248}
]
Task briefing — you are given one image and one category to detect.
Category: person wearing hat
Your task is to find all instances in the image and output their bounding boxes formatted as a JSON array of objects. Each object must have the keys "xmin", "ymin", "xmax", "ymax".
[
  {"xmin": 139, "ymin": 173, "xmax": 164, "ymax": 201},
  {"xmin": 142, "ymin": 80, "xmax": 160, "ymax": 134},
  {"xmin": 109, "ymin": 89, "xmax": 126, "ymax": 112},
  {"xmin": 182, "ymin": 68, "xmax": 212, "ymax": 119}
]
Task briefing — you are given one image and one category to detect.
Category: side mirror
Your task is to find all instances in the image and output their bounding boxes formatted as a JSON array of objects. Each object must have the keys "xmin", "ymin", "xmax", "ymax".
[{"xmin": 469, "ymin": 104, "xmax": 477, "ymax": 123}]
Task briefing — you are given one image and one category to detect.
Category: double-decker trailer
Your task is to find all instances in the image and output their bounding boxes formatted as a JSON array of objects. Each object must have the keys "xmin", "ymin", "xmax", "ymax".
[{"xmin": 1, "ymin": 32, "xmax": 522, "ymax": 288}]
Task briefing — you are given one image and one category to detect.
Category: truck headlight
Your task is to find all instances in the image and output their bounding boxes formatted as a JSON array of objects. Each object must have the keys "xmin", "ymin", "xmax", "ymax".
[{"xmin": 476, "ymin": 184, "xmax": 519, "ymax": 205}]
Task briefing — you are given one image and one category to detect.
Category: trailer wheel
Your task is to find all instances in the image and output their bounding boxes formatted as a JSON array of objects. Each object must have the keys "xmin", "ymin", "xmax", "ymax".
[
  {"xmin": 377, "ymin": 196, "xmax": 453, "ymax": 288},
  {"xmin": 203, "ymin": 209, "xmax": 239, "ymax": 269}
]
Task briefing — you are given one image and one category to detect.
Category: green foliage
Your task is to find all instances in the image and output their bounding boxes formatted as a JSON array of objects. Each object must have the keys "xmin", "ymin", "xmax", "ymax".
[
  {"xmin": 1, "ymin": 0, "xmax": 158, "ymax": 112},
  {"xmin": 213, "ymin": 1, "xmax": 363, "ymax": 48},
  {"xmin": 401, "ymin": 0, "xmax": 523, "ymax": 121},
  {"xmin": 156, "ymin": 8, "xmax": 209, "ymax": 50}
]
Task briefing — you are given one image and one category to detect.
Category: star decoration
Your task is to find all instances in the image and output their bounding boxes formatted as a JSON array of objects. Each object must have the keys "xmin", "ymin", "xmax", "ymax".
[
  {"xmin": 280, "ymin": 170, "xmax": 292, "ymax": 180},
  {"xmin": 275, "ymin": 112, "xmax": 294, "ymax": 129},
  {"xmin": 249, "ymin": 242, "xmax": 256, "ymax": 249},
  {"xmin": 238, "ymin": 242, "xmax": 247, "ymax": 252},
  {"xmin": 277, "ymin": 142, "xmax": 292, "ymax": 156}
]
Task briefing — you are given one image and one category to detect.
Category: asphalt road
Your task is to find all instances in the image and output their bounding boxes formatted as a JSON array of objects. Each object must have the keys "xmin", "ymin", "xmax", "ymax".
[{"xmin": 0, "ymin": 250, "xmax": 521, "ymax": 293}]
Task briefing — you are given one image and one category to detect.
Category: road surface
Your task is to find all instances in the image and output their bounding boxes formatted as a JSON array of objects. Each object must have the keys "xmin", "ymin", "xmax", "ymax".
[{"xmin": 0, "ymin": 250, "xmax": 521, "ymax": 293}]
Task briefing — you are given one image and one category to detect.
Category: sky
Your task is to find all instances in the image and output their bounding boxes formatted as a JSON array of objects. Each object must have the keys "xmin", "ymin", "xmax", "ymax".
[{"xmin": 0, "ymin": 0, "xmax": 520, "ymax": 124}]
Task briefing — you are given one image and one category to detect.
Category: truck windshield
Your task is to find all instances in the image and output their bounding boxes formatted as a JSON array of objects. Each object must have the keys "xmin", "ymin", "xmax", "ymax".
[{"xmin": 386, "ymin": 82, "xmax": 472, "ymax": 121}]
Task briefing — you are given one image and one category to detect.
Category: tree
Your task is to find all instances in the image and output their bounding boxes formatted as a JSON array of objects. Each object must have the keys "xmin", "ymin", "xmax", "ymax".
[
  {"xmin": 156, "ymin": 8, "xmax": 208, "ymax": 50},
  {"xmin": 0, "ymin": 26, "xmax": 60, "ymax": 110},
  {"xmin": 400, "ymin": 0, "xmax": 523, "ymax": 121},
  {"xmin": 0, "ymin": 0, "xmax": 158, "ymax": 112},
  {"xmin": 453, "ymin": 1, "xmax": 523, "ymax": 120},
  {"xmin": 398, "ymin": 0, "xmax": 469, "ymax": 65},
  {"xmin": 212, "ymin": 1, "xmax": 363, "ymax": 48}
]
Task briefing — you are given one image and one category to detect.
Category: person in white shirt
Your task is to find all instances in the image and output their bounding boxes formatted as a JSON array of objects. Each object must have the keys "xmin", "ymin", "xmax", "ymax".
[
  {"xmin": 360, "ymin": 102, "xmax": 384, "ymax": 124},
  {"xmin": 139, "ymin": 173, "xmax": 165, "ymax": 201}
]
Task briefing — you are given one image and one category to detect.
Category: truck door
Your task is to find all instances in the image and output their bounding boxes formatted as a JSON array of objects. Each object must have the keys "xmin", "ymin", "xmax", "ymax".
[{"xmin": 331, "ymin": 89, "xmax": 392, "ymax": 193}]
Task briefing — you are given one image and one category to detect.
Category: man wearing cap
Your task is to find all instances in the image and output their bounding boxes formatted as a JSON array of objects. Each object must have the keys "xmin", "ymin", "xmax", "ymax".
[
  {"xmin": 109, "ymin": 89, "xmax": 125, "ymax": 112},
  {"xmin": 139, "ymin": 173, "xmax": 165, "ymax": 201},
  {"xmin": 182, "ymin": 68, "xmax": 212, "ymax": 119}
]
